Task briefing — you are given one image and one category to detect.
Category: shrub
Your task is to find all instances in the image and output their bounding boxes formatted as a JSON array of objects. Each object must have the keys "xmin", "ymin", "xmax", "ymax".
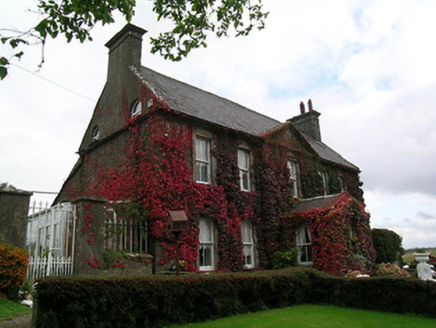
[
  {"xmin": 272, "ymin": 248, "xmax": 299, "ymax": 269},
  {"xmin": 0, "ymin": 243, "xmax": 29, "ymax": 299},
  {"xmin": 33, "ymin": 268, "xmax": 436, "ymax": 327},
  {"xmin": 375, "ymin": 263, "xmax": 410, "ymax": 277},
  {"xmin": 372, "ymin": 229, "xmax": 404, "ymax": 264},
  {"xmin": 34, "ymin": 268, "xmax": 315, "ymax": 327}
]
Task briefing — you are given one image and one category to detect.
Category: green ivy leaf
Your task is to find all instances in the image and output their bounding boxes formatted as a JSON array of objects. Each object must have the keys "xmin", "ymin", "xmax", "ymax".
[
  {"xmin": 35, "ymin": 19, "xmax": 48, "ymax": 38},
  {"xmin": 0, "ymin": 56, "xmax": 9, "ymax": 66}
]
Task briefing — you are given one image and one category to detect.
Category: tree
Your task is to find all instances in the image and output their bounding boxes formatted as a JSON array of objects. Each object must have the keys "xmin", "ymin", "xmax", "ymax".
[
  {"xmin": 372, "ymin": 228, "xmax": 404, "ymax": 264},
  {"xmin": 0, "ymin": 0, "xmax": 268, "ymax": 80}
]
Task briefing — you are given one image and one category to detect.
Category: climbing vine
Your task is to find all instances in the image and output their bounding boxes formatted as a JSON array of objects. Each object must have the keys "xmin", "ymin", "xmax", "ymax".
[
  {"xmin": 282, "ymin": 193, "xmax": 376, "ymax": 275},
  {"xmin": 62, "ymin": 83, "xmax": 373, "ymax": 275}
]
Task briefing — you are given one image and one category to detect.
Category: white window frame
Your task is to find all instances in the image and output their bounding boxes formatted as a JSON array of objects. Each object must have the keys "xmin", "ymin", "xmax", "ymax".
[
  {"xmin": 92, "ymin": 126, "xmax": 100, "ymax": 142},
  {"xmin": 199, "ymin": 218, "xmax": 215, "ymax": 271},
  {"xmin": 319, "ymin": 171, "xmax": 329, "ymax": 196},
  {"xmin": 195, "ymin": 136, "xmax": 211, "ymax": 184},
  {"xmin": 296, "ymin": 225, "xmax": 312, "ymax": 265},
  {"xmin": 338, "ymin": 175, "xmax": 345, "ymax": 192},
  {"xmin": 241, "ymin": 220, "xmax": 255, "ymax": 269},
  {"xmin": 131, "ymin": 100, "xmax": 142, "ymax": 118},
  {"xmin": 238, "ymin": 148, "xmax": 251, "ymax": 191},
  {"xmin": 287, "ymin": 160, "xmax": 299, "ymax": 198}
]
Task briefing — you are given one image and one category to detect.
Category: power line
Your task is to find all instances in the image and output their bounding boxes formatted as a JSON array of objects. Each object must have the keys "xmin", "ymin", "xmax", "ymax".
[{"xmin": 11, "ymin": 63, "xmax": 97, "ymax": 102}]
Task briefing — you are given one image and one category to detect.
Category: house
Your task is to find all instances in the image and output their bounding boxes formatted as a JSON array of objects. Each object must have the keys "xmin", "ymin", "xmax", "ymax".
[{"xmin": 54, "ymin": 24, "xmax": 375, "ymax": 276}]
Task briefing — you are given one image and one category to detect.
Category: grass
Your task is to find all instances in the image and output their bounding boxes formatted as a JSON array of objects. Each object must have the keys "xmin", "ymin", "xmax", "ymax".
[
  {"xmin": 402, "ymin": 248, "xmax": 436, "ymax": 264},
  {"xmin": 0, "ymin": 297, "xmax": 32, "ymax": 319},
  {"xmin": 173, "ymin": 305, "xmax": 436, "ymax": 328}
]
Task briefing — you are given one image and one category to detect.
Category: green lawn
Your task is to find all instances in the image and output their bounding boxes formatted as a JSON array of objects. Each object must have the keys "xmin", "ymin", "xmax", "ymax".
[
  {"xmin": 0, "ymin": 297, "xmax": 32, "ymax": 319},
  {"xmin": 173, "ymin": 305, "xmax": 436, "ymax": 328},
  {"xmin": 403, "ymin": 248, "xmax": 436, "ymax": 264}
]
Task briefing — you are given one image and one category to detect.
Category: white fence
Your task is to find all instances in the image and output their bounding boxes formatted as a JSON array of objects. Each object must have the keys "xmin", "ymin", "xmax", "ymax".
[
  {"xmin": 27, "ymin": 256, "xmax": 74, "ymax": 281},
  {"xmin": 26, "ymin": 202, "xmax": 76, "ymax": 281}
]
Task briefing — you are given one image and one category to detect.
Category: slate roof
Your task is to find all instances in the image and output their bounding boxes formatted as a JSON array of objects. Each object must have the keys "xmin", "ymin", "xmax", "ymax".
[
  {"xmin": 138, "ymin": 66, "xmax": 280, "ymax": 136},
  {"xmin": 292, "ymin": 193, "xmax": 344, "ymax": 213},
  {"xmin": 300, "ymin": 133, "xmax": 359, "ymax": 171},
  {"xmin": 136, "ymin": 66, "xmax": 358, "ymax": 171}
]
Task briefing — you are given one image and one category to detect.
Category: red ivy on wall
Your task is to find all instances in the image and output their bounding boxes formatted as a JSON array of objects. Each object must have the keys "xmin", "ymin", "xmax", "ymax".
[
  {"xmin": 70, "ymin": 86, "xmax": 374, "ymax": 275},
  {"xmin": 283, "ymin": 194, "xmax": 376, "ymax": 276}
]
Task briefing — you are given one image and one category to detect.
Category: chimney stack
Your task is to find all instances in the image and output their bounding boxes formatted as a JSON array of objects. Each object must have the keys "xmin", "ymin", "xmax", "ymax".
[
  {"xmin": 105, "ymin": 24, "xmax": 147, "ymax": 84},
  {"xmin": 300, "ymin": 101, "xmax": 305, "ymax": 114},
  {"xmin": 288, "ymin": 99, "xmax": 322, "ymax": 142},
  {"xmin": 308, "ymin": 99, "xmax": 313, "ymax": 112}
]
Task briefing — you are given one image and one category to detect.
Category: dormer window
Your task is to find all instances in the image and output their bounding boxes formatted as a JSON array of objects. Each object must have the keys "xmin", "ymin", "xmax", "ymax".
[
  {"xmin": 92, "ymin": 126, "xmax": 100, "ymax": 142},
  {"xmin": 131, "ymin": 100, "xmax": 142, "ymax": 118}
]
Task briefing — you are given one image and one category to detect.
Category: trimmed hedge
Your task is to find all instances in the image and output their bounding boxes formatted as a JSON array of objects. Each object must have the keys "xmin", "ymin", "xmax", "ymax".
[{"xmin": 33, "ymin": 268, "xmax": 436, "ymax": 327}]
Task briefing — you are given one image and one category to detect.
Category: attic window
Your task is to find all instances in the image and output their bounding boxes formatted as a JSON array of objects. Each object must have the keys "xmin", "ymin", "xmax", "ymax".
[
  {"xmin": 131, "ymin": 100, "xmax": 142, "ymax": 118},
  {"xmin": 92, "ymin": 126, "xmax": 100, "ymax": 142}
]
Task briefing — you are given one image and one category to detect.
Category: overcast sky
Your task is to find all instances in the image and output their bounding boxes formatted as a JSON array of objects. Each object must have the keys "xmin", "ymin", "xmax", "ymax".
[{"xmin": 2, "ymin": 0, "xmax": 436, "ymax": 249}]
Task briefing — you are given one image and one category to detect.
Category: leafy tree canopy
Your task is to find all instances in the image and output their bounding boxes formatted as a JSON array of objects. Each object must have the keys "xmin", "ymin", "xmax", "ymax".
[
  {"xmin": 0, "ymin": 0, "xmax": 268, "ymax": 80},
  {"xmin": 372, "ymin": 228, "xmax": 404, "ymax": 264}
]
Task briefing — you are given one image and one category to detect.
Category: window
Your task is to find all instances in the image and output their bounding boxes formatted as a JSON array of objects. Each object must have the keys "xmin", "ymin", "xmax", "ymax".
[
  {"xmin": 92, "ymin": 126, "xmax": 100, "ymax": 142},
  {"xmin": 147, "ymin": 99, "xmax": 153, "ymax": 109},
  {"xmin": 338, "ymin": 175, "xmax": 345, "ymax": 192},
  {"xmin": 287, "ymin": 160, "xmax": 299, "ymax": 198},
  {"xmin": 319, "ymin": 171, "xmax": 329, "ymax": 196},
  {"xmin": 296, "ymin": 225, "xmax": 312, "ymax": 265},
  {"xmin": 238, "ymin": 149, "xmax": 251, "ymax": 191},
  {"xmin": 104, "ymin": 209, "xmax": 148, "ymax": 253},
  {"xmin": 131, "ymin": 100, "xmax": 142, "ymax": 118},
  {"xmin": 199, "ymin": 218, "xmax": 215, "ymax": 271},
  {"xmin": 195, "ymin": 137, "xmax": 211, "ymax": 184},
  {"xmin": 241, "ymin": 221, "xmax": 255, "ymax": 269}
]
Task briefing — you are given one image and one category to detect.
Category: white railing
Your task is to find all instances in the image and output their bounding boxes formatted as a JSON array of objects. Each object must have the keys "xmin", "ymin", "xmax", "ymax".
[
  {"xmin": 27, "ymin": 255, "xmax": 73, "ymax": 281},
  {"xmin": 105, "ymin": 208, "xmax": 148, "ymax": 253}
]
